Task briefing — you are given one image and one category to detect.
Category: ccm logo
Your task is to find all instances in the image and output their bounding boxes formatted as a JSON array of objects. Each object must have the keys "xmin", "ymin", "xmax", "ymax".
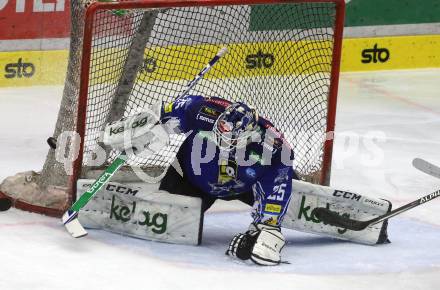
[
  {"xmin": 333, "ymin": 190, "xmax": 361, "ymax": 201},
  {"xmin": 4, "ymin": 58, "xmax": 35, "ymax": 79},
  {"xmin": 362, "ymin": 44, "xmax": 390, "ymax": 64},
  {"xmin": 83, "ymin": 183, "xmax": 139, "ymax": 196},
  {"xmin": 0, "ymin": 0, "xmax": 65, "ymax": 12},
  {"xmin": 245, "ymin": 50, "xmax": 275, "ymax": 69}
]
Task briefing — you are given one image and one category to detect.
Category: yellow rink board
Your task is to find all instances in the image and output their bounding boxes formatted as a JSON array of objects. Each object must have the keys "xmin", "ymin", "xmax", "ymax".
[
  {"xmin": 1, "ymin": 35, "xmax": 439, "ymax": 87},
  {"xmin": 85, "ymin": 40, "xmax": 334, "ymax": 85},
  {"xmin": 342, "ymin": 35, "xmax": 440, "ymax": 71},
  {"xmin": 0, "ymin": 50, "xmax": 68, "ymax": 87}
]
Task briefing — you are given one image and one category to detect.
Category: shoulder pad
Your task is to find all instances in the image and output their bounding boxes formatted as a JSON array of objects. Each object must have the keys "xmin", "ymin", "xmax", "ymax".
[{"xmin": 205, "ymin": 97, "xmax": 232, "ymax": 108}]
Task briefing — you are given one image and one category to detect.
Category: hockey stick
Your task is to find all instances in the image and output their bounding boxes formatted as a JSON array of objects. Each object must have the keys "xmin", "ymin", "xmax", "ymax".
[
  {"xmin": 312, "ymin": 158, "xmax": 440, "ymax": 231},
  {"xmin": 62, "ymin": 47, "xmax": 229, "ymax": 238},
  {"xmin": 61, "ymin": 155, "xmax": 127, "ymax": 237},
  {"xmin": 412, "ymin": 158, "xmax": 440, "ymax": 180},
  {"xmin": 177, "ymin": 47, "xmax": 228, "ymax": 100}
]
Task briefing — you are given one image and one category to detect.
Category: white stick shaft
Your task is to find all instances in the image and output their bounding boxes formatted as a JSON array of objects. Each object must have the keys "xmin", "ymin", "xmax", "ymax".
[{"xmin": 177, "ymin": 47, "xmax": 228, "ymax": 100}]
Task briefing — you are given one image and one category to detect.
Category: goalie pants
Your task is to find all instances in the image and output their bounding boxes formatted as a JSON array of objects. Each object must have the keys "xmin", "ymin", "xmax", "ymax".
[{"xmin": 159, "ymin": 166, "xmax": 255, "ymax": 212}]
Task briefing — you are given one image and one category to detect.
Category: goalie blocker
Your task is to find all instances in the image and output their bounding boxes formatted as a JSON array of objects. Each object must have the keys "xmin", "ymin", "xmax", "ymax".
[{"xmin": 76, "ymin": 178, "xmax": 390, "ymax": 246}]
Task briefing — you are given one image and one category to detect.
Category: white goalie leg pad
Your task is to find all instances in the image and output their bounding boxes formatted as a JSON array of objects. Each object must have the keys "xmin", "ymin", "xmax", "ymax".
[
  {"xmin": 282, "ymin": 180, "xmax": 391, "ymax": 245},
  {"xmin": 251, "ymin": 227, "xmax": 286, "ymax": 266},
  {"xmin": 76, "ymin": 179, "xmax": 203, "ymax": 245}
]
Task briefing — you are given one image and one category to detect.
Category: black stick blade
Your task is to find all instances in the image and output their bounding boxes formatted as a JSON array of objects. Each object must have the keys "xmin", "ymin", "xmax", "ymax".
[{"xmin": 312, "ymin": 207, "xmax": 370, "ymax": 231}]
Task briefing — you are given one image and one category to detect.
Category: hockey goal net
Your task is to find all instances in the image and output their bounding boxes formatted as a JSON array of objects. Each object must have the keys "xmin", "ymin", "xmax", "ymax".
[{"xmin": 0, "ymin": 0, "xmax": 344, "ymax": 216}]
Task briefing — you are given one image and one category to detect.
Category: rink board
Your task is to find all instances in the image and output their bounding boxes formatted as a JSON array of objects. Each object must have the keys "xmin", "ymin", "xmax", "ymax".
[{"xmin": 1, "ymin": 35, "xmax": 440, "ymax": 87}]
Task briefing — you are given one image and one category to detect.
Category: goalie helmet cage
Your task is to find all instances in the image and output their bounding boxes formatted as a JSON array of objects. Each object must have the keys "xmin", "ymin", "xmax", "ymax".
[{"xmin": 0, "ymin": 0, "xmax": 345, "ymax": 217}]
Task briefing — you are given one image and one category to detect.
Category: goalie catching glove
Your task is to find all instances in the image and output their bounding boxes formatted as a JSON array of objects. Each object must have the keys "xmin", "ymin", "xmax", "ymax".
[
  {"xmin": 101, "ymin": 102, "xmax": 169, "ymax": 157},
  {"xmin": 226, "ymin": 223, "xmax": 286, "ymax": 266}
]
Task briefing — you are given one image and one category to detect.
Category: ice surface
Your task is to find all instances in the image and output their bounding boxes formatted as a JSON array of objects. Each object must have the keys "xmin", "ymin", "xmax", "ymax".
[{"xmin": 1, "ymin": 70, "xmax": 440, "ymax": 290}]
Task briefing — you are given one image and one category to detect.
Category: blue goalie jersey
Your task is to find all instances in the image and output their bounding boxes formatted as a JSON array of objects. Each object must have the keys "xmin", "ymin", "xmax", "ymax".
[{"xmin": 160, "ymin": 95, "xmax": 297, "ymax": 227}]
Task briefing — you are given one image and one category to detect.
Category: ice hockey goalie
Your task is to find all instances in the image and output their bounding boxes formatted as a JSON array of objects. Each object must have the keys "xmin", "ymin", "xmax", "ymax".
[{"xmin": 91, "ymin": 94, "xmax": 391, "ymax": 266}]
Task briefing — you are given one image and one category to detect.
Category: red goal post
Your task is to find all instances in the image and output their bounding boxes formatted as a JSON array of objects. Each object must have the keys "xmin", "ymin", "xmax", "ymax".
[{"xmin": 0, "ymin": 0, "xmax": 345, "ymax": 217}]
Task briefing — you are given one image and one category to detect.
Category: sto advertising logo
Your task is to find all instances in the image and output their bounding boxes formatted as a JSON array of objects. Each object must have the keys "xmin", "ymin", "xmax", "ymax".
[
  {"xmin": 361, "ymin": 44, "xmax": 390, "ymax": 64},
  {"xmin": 245, "ymin": 50, "xmax": 275, "ymax": 69},
  {"xmin": 4, "ymin": 58, "xmax": 36, "ymax": 79}
]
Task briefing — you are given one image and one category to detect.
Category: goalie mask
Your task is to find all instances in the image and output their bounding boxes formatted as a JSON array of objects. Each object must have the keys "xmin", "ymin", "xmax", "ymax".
[{"xmin": 213, "ymin": 102, "xmax": 259, "ymax": 150}]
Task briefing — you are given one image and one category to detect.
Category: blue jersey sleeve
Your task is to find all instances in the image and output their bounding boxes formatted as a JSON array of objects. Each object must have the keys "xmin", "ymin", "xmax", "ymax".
[{"xmin": 160, "ymin": 95, "xmax": 205, "ymax": 133}]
